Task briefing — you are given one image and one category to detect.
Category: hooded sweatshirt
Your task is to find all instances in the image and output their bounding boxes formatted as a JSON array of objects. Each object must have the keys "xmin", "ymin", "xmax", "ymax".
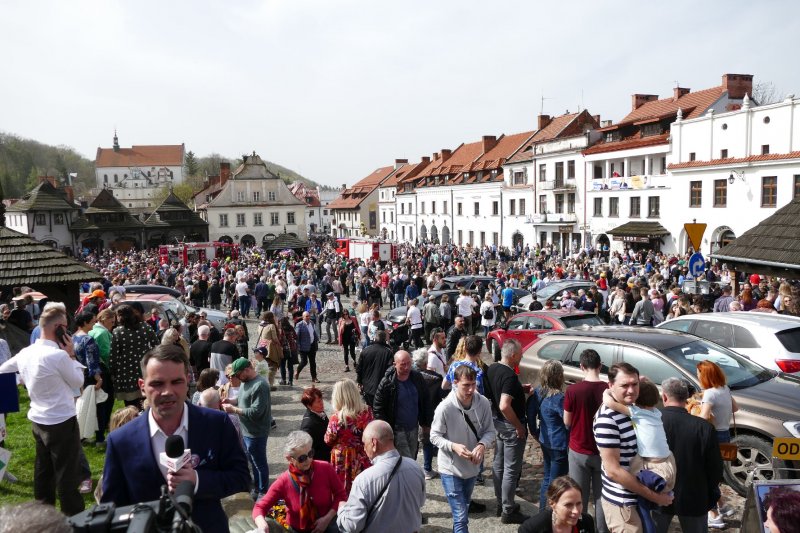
[{"xmin": 430, "ymin": 389, "xmax": 496, "ymax": 479}]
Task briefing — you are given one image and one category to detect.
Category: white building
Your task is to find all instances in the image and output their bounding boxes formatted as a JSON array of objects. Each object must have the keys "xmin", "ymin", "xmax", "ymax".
[
  {"xmin": 94, "ymin": 133, "xmax": 185, "ymax": 211},
  {"xmin": 583, "ymin": 74, "xmax": 753, "ymax": 253},
  {"xmin": 379, "ymin": 159, "xmax": 427, "ymax": 241},
  {"xmin": 318, "ymin": 187, "xmax": 341, "ymax": 235},
  {"xmin": 329, "ymin": 165, "xmax": 399, "ymax": 238},
  {"xmin": 5, "ymin": 177, "xmax": 78, "ymax": 254},
  {"xmin": 201, "ymin": 152, "xmax": 307, "ymax": 246},
  {"xmin": 666, "ymin": 92, "xmax": 800, "ymax": 254}
]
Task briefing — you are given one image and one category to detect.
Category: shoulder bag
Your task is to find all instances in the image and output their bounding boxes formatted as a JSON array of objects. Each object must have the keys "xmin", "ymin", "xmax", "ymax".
[
  {"xmin": 719, "ymin": 406, "xmax": 738, "ymax": 462},
  {"xmin": 362, "ymin": 457, "xmax": 403, "ymax": 531}
]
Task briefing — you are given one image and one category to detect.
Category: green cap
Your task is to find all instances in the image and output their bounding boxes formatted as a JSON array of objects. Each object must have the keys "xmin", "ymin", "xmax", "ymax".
[{"xmin": 231, "ymin": 357, "xmax": 251, "ymax": 375}]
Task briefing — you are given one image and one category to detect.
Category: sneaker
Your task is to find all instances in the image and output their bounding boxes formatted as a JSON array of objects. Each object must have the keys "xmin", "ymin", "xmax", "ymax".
[
  {"xmin": 424, "ymin": 470, "xmax": 439, "ymax": 480},
  {"xmin": 500, "ymin": 510, "xmax": 529, "ymax": 525},
  {"xmin": 79, "ymin": 479, "xmax": 92, "ymax": 494},
  {"xmin": 468, "ymin": 500, "xmax": 486, "ymax": 514},
  {"xmin": 475, "ymin": 474, "xmax": 485, "ymax": 485},
  {"xmin": 708, "ymin": 514, "xmax": 725, "ymax": 529},
  {"xmin": 718, "ymin": 505, "xmax": 735, "ymax": 518},
  {"xmin": 496, "ymin": 503, "xmax": 518, "ymax": 517}
]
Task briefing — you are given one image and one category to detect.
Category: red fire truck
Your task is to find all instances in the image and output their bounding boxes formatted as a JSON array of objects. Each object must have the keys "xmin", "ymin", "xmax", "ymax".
[
  {"xmin": 158, "ymin": 242, "xmax": 240, "ymax": 266},
  {"xmin": 335, "ymin": 238, "xmax": 397, "ymax": 262}
]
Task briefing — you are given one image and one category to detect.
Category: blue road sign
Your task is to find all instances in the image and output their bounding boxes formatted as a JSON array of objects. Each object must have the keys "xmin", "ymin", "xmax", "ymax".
[{"xmin": 688, "ymin": 252, "xmax": 705, "ymax": 279}]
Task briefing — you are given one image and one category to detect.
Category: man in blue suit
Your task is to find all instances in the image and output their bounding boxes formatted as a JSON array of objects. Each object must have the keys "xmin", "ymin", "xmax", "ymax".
[{"xmin": 101, "ymin": 345, "xmax": 250, "ymax": 533}]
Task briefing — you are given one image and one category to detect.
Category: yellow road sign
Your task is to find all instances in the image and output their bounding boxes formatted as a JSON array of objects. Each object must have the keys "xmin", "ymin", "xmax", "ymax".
[
  {"xmin": 684, "ymin": 223, "xmax": 707, "ymax": 252},
  {"xmin": 773, "ymin": 437, "xmax": 800, "ymax": 460}
]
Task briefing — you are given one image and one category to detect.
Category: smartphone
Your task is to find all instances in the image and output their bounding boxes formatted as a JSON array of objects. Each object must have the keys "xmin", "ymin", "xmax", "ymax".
[{"xmin": 55, "ymin": 325, "xmax": 67, "ymax": 346}]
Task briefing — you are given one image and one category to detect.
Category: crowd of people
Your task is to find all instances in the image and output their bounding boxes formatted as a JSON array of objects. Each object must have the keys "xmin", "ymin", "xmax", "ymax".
[{"xmin": 1, "ymin": 237, "xmax": 800, "ymax": 533}]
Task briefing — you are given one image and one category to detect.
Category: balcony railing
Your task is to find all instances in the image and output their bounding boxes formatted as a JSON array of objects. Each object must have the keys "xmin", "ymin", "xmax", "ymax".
[
  {"xmin": 553, "ymin": 178, "xmax": 577, "ymax": 191},
  {"xmin": 588, "ymin": 173, "xmax": 670, "ymax": 192}
]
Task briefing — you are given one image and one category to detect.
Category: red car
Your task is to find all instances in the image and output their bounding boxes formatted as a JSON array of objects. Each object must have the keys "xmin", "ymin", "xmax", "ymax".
[{"xmin": 486, "ymin": 310, "xmax": 604, "ymax": 360}]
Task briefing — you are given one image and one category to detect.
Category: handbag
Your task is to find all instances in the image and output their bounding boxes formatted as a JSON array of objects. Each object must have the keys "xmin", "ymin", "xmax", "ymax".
[
  {"xmin": 719, "ymin": 407, "xmax": 738, "ymax": 462},
  {"xmin": 361, "ymin": 457, "xmax": 403, "ymax": 530}
]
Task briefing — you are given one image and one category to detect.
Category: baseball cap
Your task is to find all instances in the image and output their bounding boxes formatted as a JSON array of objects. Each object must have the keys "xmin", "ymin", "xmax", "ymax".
[
  {"xmin": 91, "ymin": 289, "xmax": 106, "ymax": 299},
  {"xmin": 253, "ymin": 346, "xmax": 268, "ymax": 356},
  {"xmin": 231, "ymin": 357, "xmax": 251, "ymax": 375}
]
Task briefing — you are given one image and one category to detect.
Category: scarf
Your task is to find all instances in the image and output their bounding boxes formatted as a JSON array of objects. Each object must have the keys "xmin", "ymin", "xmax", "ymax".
[{"xmin": 288, "ymin": 462, "xmax": 317, "ymax": 531}]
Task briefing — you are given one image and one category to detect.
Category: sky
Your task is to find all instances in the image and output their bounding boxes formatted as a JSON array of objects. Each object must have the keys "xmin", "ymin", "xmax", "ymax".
[{"xmin": 2, "ymin": 0, "xmax": 798, "ymax": 187}]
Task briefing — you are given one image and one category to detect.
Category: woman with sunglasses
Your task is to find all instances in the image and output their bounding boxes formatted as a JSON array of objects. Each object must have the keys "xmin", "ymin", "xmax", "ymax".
[{"xmin": 253, "ymin": 430, "xmax": 345, "ymax": 533}]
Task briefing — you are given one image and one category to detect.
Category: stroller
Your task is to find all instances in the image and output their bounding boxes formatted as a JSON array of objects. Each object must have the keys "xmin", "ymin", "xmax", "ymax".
[{"xmin": 388, "ymin": 322, "xmax": 411, "ymax": 352}]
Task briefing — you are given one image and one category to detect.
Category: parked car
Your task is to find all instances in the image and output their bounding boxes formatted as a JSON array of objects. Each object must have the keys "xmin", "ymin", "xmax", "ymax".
[
  {"xmin": 385, "ymin": 290, "xmax": 463, "ymax": 326},
  {"xmin": 122, "ymin": 285, "xmax": 183, "ymax": 298},
  {"xmin": 514, "ymin": 280, "xmax": 596, "ymax": 312},
  {"xmin": 486, "ymin": 310, "xmax": 604, "ymax": 360},
  {"xmin": 117, "ymin": 293, "xmax": 228, "ymax": 331},
  {"xmin": 434, "ymin": 276, "xmax": 496, "ymax": 291},
  {"xmin": 519, "ymin": 326, "xmax": 800, "ymax": 495},
  {"xmin": 657, "ymin": 312, "xmax": 800, "ymax": 374}
]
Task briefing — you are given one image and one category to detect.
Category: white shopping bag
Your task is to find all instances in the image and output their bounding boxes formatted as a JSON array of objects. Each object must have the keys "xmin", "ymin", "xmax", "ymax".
[
  {"xmin": 0, "ymin": 447, "xmax": 10, "ymax": 481},
  {"xmin": 75, "ymin": 386, "xmax": 99, "ymax": 440}
]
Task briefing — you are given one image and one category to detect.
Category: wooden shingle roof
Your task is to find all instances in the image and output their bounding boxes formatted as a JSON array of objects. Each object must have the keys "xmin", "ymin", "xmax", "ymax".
[
  {"xmin": 7, "ymin": 181, "xmax": 75, "ymax": 212},
  {"xmin": 263, "ymin": 232, "xmax": 309, "ymax": 251},
  {"xmin": 607, "ymin": 221, "xmax": 670, "ymax": 237}
]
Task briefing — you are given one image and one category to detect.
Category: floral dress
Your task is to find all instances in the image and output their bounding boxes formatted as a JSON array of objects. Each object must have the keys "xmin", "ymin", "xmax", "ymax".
[{"xmin": 324, "ymin": 407, "xmax": 374, "ymax": 494}]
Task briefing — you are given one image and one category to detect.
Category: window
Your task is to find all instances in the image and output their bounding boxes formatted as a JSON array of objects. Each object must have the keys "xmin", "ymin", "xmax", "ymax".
[
  {"xmin": 555, "ymin": 162, "xmax": 564, "ymax": 181},
  {"xmin": 390, "ymin": 212, "xmax": 394, "ymax": 223},
  {"xmin": 474, "ymin": 202, "xmax": 480, "ymax": 216},
  {"xmin": 539, "ymin": 195, "xmax": 547, "ymax": 214},
  {"xmin": 323, "ymin": 209, "xmax": 328, "ymax": 215},
  {"xmin": 254, "ymin": 191, "xmax": 262, "ymax": 202},
  {"xmin": 567, "ymin": 160, "xmax": 575, "ymax": 179},
  {"xmin": 253, "ymin": 213, "xmax": 263, "ymax": 225},
  {"xmin": 400, "ymin": 204, "xmax": 405, "ymax": 215},
  {"xmin": 382, "ymin": 211, "xmax": 385, "ymax": 223},
  {"xmin": 457, "ymin": 203, "xmax": 463, "ymax": 216},
  {"xmin": 762, "ymin": 145, "xmax": 770, "ymax": 155},
  {"xmin": 720, "ymin": 149, "xmax": 728, "ymax": 159},
  {"xmin": 539, "ymin": 164, "xmax": 546, "ymax": 181},
  {"xmin": 268, "ymin": 191, "xmax": 276, "ymax": 201},
  {"xmin": 648, "ymin": 196, "xmax": 660, "ymax": 217},
  {"xmin": 621, "ymin": 347, "xmax": 676, "ymax": 385},
  {"xmin": 420, "ymin": 201, "xmax": 425, "ymax": 214},
  {"xmin": 492, "ymin": 201, "xmax": 499, "ymax": 215},
  {"xmin": 103, "ymin": 174, "xmax": 108, "ymax": 183},
  {"xmin": 513, "ymin": 170, "xmax": 526, "ymax": 185},
  {"xmin": 761, "ymin": 176, "xmax": 777, "ymax": 207},
  {"xmin": 609, "ymin": 197, "xmax": 619, "ymax": 217},
  {"xmin": 594, "ymin": 165, "xmax": 603, "ymax": 179},
  {"xmin": 219, "ymin": 214, "xmax": 228, "ymax": 227},
  {"xmin": 660, "ymin": 157, "xmax": 666, "ymax": 174},
  {"xmin": 555, "ymin": 194, "xmax": 564, "ymax": 214},
  {"xmin": 795, "ymin": 175, "xmax": 800, "ymax": 199},
  {"xmin": 287, "ymin": 212, "xmax": 296, "ymax": 224},
  {"xmin": 567, "ymin": 193, "xmax": 575, "ymax": 214},
  {"xmin": 443, "ymin": 201, "xmax": 448, "ymax": 214},
  {"xmin": 271, "ymin": 213, "xmax": 279, "ymax": 225},
  {"xmin": 368, "ymin": 211, "xmax": 376, "ymax": 229},
  {"xmin": 689, "ymin": 152, "xmax": 696, "ymax": 162},
  {"xmin": 519, "ymin": 199, "xmax": 526, "ymax": 215},
  {"xmin": 469, "ymin": 230, "xmax": 474, "ymax": 246},
  {"xmin": 714, "ymin": 180, "xmax": 727, "ymax": 207},
  {"xmin": 493, "ymin": 232, "xmax": 499, "ymax": 246},
  {"xmin": 509, "ymin": 200, "xmax": 516, "ymax": 215},
  {"xmin": 114, "ymin": 174, "xmax": 118, "ymax": 183},
  {"xmin": 630, "ymin": 196, "xmax": 641, "ymax": 217},
  {"xmin": 537, "ymin": 341, "xmax": 573, "ymax": 362},
  {"xmin": 480, "ymin": 231, "xmax": 486, "ymax": 247},
  {"xmin": 564, "ymin": 342, "xmax": 614, "ymax": 374},
  {"xmin": 236, "ymin": 213, "xmax": 245, "ymax": 226},
  {"xmin": 402, "ymin": 226, "xmax": 405, "ymax": 240},
  {"xmin": 53, "ymin": 213, "xmax": 64, "ymax": 225},
  {"xmin": 431, "ymin": 201, "xmax": 436, "ymax": 214},
  {"xmin": 237, "ymin": 191, "xmax": 246, "ymax": 202},
  {"xmin": 690, "ymin": 181, "xmax": 702, "ymax": 207},
  {"xmin": 593, "ymin": 197, "xmax": 603, "ymax": 217},
  {"xmin": 35, "ymin": 213, "xmax": 46, "ymax": 226},
  {"xmin": 458, "ymin": 230, "xmax": 463, "ymax": 245}
]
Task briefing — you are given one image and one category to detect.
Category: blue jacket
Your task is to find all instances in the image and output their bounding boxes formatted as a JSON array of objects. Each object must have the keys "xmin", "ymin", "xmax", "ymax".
[
  {"xmin": 295, "ymin": 320, "xmax": 319, "ymax": 352},
  {"xmin": 526, "ymin": 388, "xmax": 569, "ymax": 450},
  {"xmin": 101, "ymin": 403, "xmax": 250, "ymax": 533}
]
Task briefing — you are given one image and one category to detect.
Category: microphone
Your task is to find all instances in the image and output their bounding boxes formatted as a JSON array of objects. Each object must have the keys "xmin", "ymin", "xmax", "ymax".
[
  {"xmin": 170, "ymin": 480, "xmax": 195, "ymax": 533},
  {"xmin": 160, "ymin": 435, "xmax": 191, "ymax": 473}
]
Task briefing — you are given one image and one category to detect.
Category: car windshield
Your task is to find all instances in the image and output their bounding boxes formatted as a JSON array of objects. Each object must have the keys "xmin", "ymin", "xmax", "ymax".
[
  {"xmin": 536, "ymin": 284, "xmax": 567, "ymax": 299},
  {"xmin": 561, "ymin": 315, "xmax": 604, "ymax": 328},
  {"xmin": 662, "ymin": 339, "xmax": 775, "ymax": 389}
]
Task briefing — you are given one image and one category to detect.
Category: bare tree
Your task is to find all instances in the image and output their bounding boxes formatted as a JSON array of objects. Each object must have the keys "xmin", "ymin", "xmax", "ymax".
[{"xmin": 752, "ymin": 81, "xmax": 784, "ymax": 105}]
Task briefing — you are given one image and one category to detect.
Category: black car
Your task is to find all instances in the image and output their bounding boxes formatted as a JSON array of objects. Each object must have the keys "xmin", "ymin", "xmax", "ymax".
[
  {"xmin": 386, "ymin": 289, "xmax": 463, "ymax": 325},
  {"xmin": 434, "ymin": 276, "xmax": 496, "ymax": 291},
  {"xmin": 514, "ymin": 280, "xmax": 595, "ymax": 311},
  {"xmin": 123, "ymin": 285, "xmax": 183, "ymax": 298}
]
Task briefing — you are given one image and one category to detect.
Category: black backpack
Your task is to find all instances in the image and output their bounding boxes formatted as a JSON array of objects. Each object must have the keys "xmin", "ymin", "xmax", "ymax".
[{"xmin": 483, "ymin": 306, "xmax": 494, "ymax": 320}]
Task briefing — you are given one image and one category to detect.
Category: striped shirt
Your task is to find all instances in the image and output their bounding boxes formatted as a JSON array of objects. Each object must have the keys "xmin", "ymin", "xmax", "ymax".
[{"xmin": 593, "ymin": 405, "xmax": 638, "ymax": 506}]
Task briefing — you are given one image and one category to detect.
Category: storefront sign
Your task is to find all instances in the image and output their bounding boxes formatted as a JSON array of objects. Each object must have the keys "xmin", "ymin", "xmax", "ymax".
[
  {"xmin": 558, "ymin": 225, "xmax": 572, "ymax": 233},
  {"xmin": 612, "ymin": 235, "xmax": 650, "ymax": 243}
]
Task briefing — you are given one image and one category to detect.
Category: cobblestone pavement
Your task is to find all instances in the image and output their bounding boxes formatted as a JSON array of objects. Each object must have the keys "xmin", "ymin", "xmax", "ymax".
[{"xmin": 224, "ymin": 310, "xmax": 745, "ymax": 532}]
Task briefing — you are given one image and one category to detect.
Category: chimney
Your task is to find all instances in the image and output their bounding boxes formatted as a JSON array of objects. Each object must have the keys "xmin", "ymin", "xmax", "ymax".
[
  {"xmin": 538, "ymin": 115, "xmax": 552, "ymax": 130},
  {"xmin": 342, "ymin": 183, "xmax": 347, "ymax": 190},
  {"xmin": 722, "ymin": 73, "xmax": 754, "ymax": 100},
  {"xmin": 421, "ymin": 156, "xmax": 431, "ymax": 164},
  {"xmin": 394, "ymin": 158, "xmax": 408, "ymax": 169},
  {"xmin": 592, "ymin": 115, "xmax": 601, "ymax": 125},
  {"xmin": 673, "ymin": 87, "xmax": 691, "ymax": 101},
  {"xmin": 208, "ymin": 175, "xmax": 219, "ymax": 188},
  {"xmin": 601, "ymin": 120, "xmax": 613, "ymax": 128},
  {"xmin": 432, "ymin": 152, "xmax": 440, "ymax": 161},
  {"xmin": 481, "ymin": 135, "xmax": 497, "ymax": 153},
  {"xmin": 219, "ymin": 162, "xmax": 231, "ymax": 186},
  {"xmin": 632, "ymin": 94, "xmax": 659, "ymax": 111},
  {"xmin": 440, "ymin": 149, "xmax": 452, "ymax": 162},
  {"xmin": 64, "ymin": 185, "xmax": 74, "ymax": 204}
]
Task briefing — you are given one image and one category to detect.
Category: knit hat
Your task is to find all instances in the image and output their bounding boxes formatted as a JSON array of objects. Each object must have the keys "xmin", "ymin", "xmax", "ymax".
[{"xmin": 232, "ymin": 357, "xmax": 251, "ymax": 375}]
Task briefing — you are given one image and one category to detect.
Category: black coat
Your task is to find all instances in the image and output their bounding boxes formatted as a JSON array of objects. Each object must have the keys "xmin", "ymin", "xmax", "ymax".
[
  {"xmin": 356, "ymin": 342, "xmax": 395, "ymax": 397},
  {"xmin": 445, "ymin": 324, "xmax": 466, "ymax": 358},
  {"xmin": 659, "ymin": 406, "xmax": 723, "ymax": 516},
  {"xmin": 300, "ymin": 408, "xmax": 331, "ymax": 463},
  {"xmin": 373, "ymin": 368, "xmax": 433, "ymax": 428}
]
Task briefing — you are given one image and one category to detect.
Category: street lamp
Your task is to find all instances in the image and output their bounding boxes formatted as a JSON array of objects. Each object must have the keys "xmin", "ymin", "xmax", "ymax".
[{"xmin": 728, "ymin": 170, "xmax": 745, "ymax": 185}]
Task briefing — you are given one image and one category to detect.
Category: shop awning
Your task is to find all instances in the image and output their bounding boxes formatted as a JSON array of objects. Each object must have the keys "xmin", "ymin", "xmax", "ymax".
[{"xmin": 607, "ymin": 221, "xmax": 670, "ymax": 243}]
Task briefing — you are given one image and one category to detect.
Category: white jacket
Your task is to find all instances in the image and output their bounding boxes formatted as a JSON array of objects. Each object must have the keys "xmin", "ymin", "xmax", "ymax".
[{"xmin": 430, "ymin": 390, "xmax": 495, "ymax": 479}]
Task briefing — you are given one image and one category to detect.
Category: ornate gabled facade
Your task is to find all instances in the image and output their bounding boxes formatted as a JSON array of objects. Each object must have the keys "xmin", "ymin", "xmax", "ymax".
[
  {"xmin": 199, "ymin": 152, "xmax": 307, "ymax": 247},
  {"xmin": 71, "ymin": 188, "xmax": 145, "ymax": 252},
  {"xmin": 5, "ymin": 177, "xmax": 79, "ymax": 254},
  {"xmin": 143, "ymin": 190, "xmax": 209, "ymax": 247}
]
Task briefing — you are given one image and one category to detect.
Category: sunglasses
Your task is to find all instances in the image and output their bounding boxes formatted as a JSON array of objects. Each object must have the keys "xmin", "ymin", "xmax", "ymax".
[{"xmin": 293, "ymin": 449, "xmax": 315, "ymax": 463}]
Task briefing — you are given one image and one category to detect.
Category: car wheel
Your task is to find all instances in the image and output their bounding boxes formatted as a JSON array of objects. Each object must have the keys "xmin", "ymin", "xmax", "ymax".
[{"xmin": 724, "ymin": 434, "xmax": 788, "ymax": 496}]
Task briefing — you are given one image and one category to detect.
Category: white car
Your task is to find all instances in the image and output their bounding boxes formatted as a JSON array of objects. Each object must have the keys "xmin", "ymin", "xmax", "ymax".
[{"xmin": 657, "ymin": 312, "xmax": 800, "ymax": 374}]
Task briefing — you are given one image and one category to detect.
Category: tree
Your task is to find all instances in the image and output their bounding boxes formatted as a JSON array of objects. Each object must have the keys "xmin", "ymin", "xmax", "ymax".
[
  {"xmin": 152, "ymin": 183, "xmax": 195, "ymax": 206},
  {"xmin": 184, "ymin": 151, "xmax": 200, "ymax": 177},
  {"xmin": 752, "ymin": 81, "xmax": 783, "ymax": 105}
]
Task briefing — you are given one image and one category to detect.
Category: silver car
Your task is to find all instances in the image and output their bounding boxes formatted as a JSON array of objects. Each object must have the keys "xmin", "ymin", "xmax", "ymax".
[{"xmin": 657, "ymin": 312, "xmax": 800, "ymax": 374}]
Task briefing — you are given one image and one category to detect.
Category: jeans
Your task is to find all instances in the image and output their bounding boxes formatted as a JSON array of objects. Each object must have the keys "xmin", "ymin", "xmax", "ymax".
[
  {"xmin": 540, "ymin": 446, "xmax": 569, "ymax": 510},
  {"xmin": 653, "ymin": 510, "xmax": 708, "ymax": 533},
  {"xmin": 493, "ymin": 418, "xmax": 526, "ymax": 515},
  {"xmin": 441, "ymin": 474, "xmax": 477, "ymax": 533},
  {"xmin": 280, "ymin": 352, "xmax": 295, "ymax": 384},
  {"xmin": 569, "ymin": 449, "xmax": 609, "ymax": 533},
  {"xmin": 361, "ymin": 326, "xmax": 370, "ymax": 348},
  {"xmin": 394, "ymin": 293, "xmax": 404, "ymax": 308},
  {"xmin": 419, "ymin": 426, "xmax": 436, "ymax": 472},
  {"xmin": 482, "ymin": 325, "xmax": 492, "ymax": 338},
  {"xmin": 325, "ymin": 319, "xmax": 338, "ymax": 343},
  {"xmin": 239, "ymin": 295, "xmax": 251, "ymax": 317},
  {"xmin": 342, "ymin": 342, "xmax": 356, "ymax": 367},
  {"xmin": 394, "ymin": 427, "xmax": 419, "ymax": 459},
  {"xmin": 31, "ymin": 417, "xmax": 85, "ymax": 516},
  {"xmin": 243, "ymin": 435, "xmax": 269, "ymax": 495}
]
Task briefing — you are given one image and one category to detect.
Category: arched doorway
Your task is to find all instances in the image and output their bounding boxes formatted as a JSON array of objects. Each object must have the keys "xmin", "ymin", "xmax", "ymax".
[
  {"xmin": 82, "ymin": 237, "xmax": 104, "ymax": 254},
  {"xmin": 441, "ymin": 225, "xmax": 450, "ymax": 245},
  {"xmin": 218, "ymin": 235, "xmax": 233, "ymax": 244},
  {"xmin": 42, "ymin": 239, "xmax": 58, "ymax": 249},
  {"xmin": 430, "ymin": 225, "xmax": 438, "ymax": 244},
  {"xmin": 110, "ymin": 237, "xmax": 138, "ymax": 252},
  {"xmin": 596, "ymin": 234, "xmax": 610, "ymax": 251},
  {"xmin": 512, "ymin": 231, "xmax": 524, "ymax": 249},
  {"xmin": 711, "ymin": 226, "xmax": 736, "ymax": 255},
  {"xmin": 240, "ymin": 234, "xmax": 256, "ymax": 247},
  {"xmin": 419, "ymin": 223, "xmax": 428, "ymax": 242}
]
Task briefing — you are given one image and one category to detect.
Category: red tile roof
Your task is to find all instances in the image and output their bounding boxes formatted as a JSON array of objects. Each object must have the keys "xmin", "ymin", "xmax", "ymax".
[
  {"xmin": 583, "ymin": 133, "xmax": 670, "ymax": 156},
  {"xmin": 96, "ymin": 145, "xmax": 184, "ymax": 168},
  {"xmin": 506, "ymin": 111, "xmax": 599, "ymax": 164},
  {"xmin": 621, "ymin": 86, "xmax": 725, "ymax": 124},
  {"xmin": 668, "ymin": 151, "xmax": 800, "ymax": 170},
  {"xmin": 383, "ymin": 161, "xmax": 428, "ymax": 187},
  {"xmin": 288, "ymin": 182, "xmax": 322, "ymax": 207},
  {"xmin": 327, "ymin": 165, "xmax": 397, "ymax": 209},
  {"xmin": 417, "ymin": 141, "xmax": 484, "ymax": 178}
]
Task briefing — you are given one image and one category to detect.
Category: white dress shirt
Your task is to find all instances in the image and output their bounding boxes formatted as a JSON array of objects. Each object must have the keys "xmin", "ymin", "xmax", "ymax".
[
  {"xmin": 0, "ymin": 339, "xmax": 84, "ymax": 425},
  {"xmin": 148, "ymin": 403, "xmax": 199, "ymax": 494}
]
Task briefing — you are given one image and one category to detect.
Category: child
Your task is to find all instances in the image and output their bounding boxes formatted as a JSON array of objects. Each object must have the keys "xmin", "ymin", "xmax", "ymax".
[
  {"xmin": 252, "ymin": 346, "xmax": 270, "ymax": 379},
  {"xmin": 602, "ymin": 379, "xmax": 676, "ymax": 493}
]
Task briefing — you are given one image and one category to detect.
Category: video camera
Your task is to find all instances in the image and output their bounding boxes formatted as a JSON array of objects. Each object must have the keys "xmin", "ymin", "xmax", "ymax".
[{"xmin": 68, "ymin": 481, "xmax": 201, "ymax": 533}]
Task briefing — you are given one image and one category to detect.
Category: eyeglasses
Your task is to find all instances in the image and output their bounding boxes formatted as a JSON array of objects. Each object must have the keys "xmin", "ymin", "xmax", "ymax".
[{"xmin": 293, "ymin": 449, "xmax": 315, "ymax": 463}]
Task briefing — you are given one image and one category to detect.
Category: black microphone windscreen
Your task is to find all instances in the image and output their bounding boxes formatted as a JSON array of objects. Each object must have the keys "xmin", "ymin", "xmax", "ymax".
[{"xmin": 165, "ymin": 434, "xmax": 185, "ymax": 459}]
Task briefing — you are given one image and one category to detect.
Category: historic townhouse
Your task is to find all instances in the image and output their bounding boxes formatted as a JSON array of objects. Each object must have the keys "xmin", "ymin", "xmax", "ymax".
[
  {"xmin": 5, "ymin": 177, "xmax": 79, "ymax": 254},
  {"xmin": 329, "ymin": 164, "xmax": 399, "ymax": 238},
  {"xmin": 583, "ymin": 74, "xmax": 753, "ymax": 253},
  {"xmin": 378, "ymin": 159, "xmax": 427, "ymax": 241},
  {"xmin": 288, "ymin": 182, "xmax": 323, "ymax": 234}
]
